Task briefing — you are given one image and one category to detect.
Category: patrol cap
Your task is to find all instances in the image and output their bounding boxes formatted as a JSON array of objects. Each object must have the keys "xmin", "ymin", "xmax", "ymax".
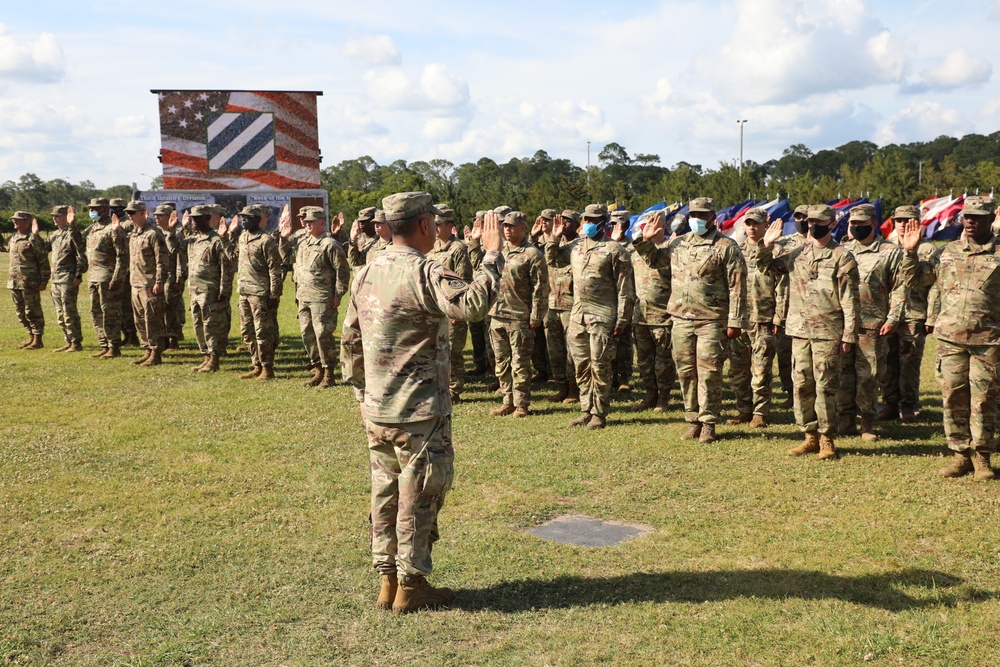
[
  {"xmin": 153, "ymin": 204, "xmax": 174, "ymax": 216},
  {"xmin": 560, "ymin": 210, "xmax": 580, "ymax": 223},
  {"xmin": 189, "ymin": 204, "xmax": 213, "ymax": 217},
  {"xmin": 689, "ymin": 197, "xmax": 716, "ymax": 213},
  {"xmin": 475, "ymin": 210, "xmax": 487, "ymax": 219},
  {"xmin": 743, "ymin": 207, "xmax": 768, "ymax": 224},
  {"xmin": 581, "ymin": 203, "xmax": 608, "ymax": 219},
  {"xmin": 539, "ymin": 208, "xmax": 558, "ymax": 220},
  {"xmin": 124, "ymin": 200, "xmax": 147, "ymax": 212},
  {"xmin": 793, "ymin": 204, "xmax": 810, "ymax": 217},
  {"xmin": 239, "ymin": 205, "xmax": 260, "ymax": 217},
  {"xmin": 493, "ymin": 205, "xmax": 513, "ymax": 218},
  {"xmin": 381, "ymin": 191, "xmax": 442, "ymax": 222},
  {"xmin": 435, "ymin": 208, "xmax": 456, "ymax": 224},
  {"xmin": 806, "ymin": 204, "xmax": 836, "ymax": 221},
  {"xmin": 357, "ymin": 206, "xmax": 377, "ymax": 223},
  {"xmin": 893, "ymin": 205, "xmax": 919, "ymax": 220},
  {"xmin": 303, "ymin": 208, "xmax": 327, "ymax": 222},
  {"xmin": 51, "ymin": 205, "xmax": 69, "ymax": 216},
  {"xmin": 610, "ymin": 209, "xmax": 631, "ymax": 222},
  {"xmin": 108, "ymin": 198, "xmax": 127, "ymax": 208},
  {"xmin": 10, "ymin": 210, "xmax": 31, "ymax": 221},
  {"xmin": 502, "ymin": 211, "xmax": 527, "ymax": 226},
  {"xmin": 962, "ymin": 195, "xmax": 997, "ymax": 216},
  {"xmin": 374, "ymin": 209, "xmax": 387, "ymax": 223},
  {"xmin": 88, "ymin": 197, "xmax": 110, "ymax": 208},
  {"xmin": 208, "ymin": 204, "xmax": 224, "ymax": 216},
  {"xmin": 848, "ymin": 204, "xmax": 876, "ymax": 222}
]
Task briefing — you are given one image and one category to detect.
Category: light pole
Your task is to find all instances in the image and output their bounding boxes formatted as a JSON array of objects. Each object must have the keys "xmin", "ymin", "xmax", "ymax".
[
  {"xmin": 586, "ymin": 141, "xmax": 591, "ymax": 187},
  {"xmin": 736, "ymin": 119, "xmax": 748, "ymax": 176}
]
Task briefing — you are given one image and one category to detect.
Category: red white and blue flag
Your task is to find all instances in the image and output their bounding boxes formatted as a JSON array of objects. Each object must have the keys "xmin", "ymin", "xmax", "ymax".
[{"xmin": 154, "ymin": 90, "xmax": 322, "ymax": 190}]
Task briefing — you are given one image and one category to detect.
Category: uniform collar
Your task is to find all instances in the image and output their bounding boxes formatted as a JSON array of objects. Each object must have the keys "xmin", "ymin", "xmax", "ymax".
[
  {"xmin": 686, "ymin": 227, "xmax": 720, "ymax": 246},
  {"xmin": 962, "ymin": 234, "xmax": 997, "ymax": 254}
]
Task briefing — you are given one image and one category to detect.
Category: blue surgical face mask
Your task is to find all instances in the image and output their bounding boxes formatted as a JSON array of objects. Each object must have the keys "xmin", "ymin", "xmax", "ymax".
[
  {"xmin": 690, "ymin": 217, "xmax": 710, "ymax": 236},
  {"xmin": 581, "ymin": 222, "xmax": 601, "ymax": 238},
  {"xmin": 89, "ymin": 210, "xmax": 100, "ymax": 221}
]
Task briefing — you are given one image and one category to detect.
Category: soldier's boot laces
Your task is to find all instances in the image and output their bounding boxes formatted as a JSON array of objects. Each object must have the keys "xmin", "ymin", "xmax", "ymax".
[
  {"xmin": 699, "ymin": 423, "xmax": 717, "ymax": 444},
  {"xmin": 839, "ymin": 414, "xmax": 858, "ymax": 436},
  {"xmin": 132, "ymin": 349, "xmax": 153, "ymax": 365},
  {"xmin": 860, "ymin": 416, "xmax": 878, "ymax": 442},
  {"xmin": 258, "ymin": 364, "xmax": 276, "ymax": 381},
  {"xmin": 972, "ymin": 451, "xmax": 996, "ymax": 481},
  {"xmin": 68, "ymin": 341, "xmax": 83, "ymax": 352},
  {"xmin": 240, "ymin": 365, "xmax": 262, "ymax": 379},
  {"xmin": 562, "ymin": 383, "xmax": 580, "ymax": 404},
  {"xmin": 726, "ymin": 413, "xmax": 753, "ymax": 425},
  {"xmin": 632, "ymin": 391, "xmax": 657, "ymax": 412},
  {"xmin": 24, "ymin": 335, "xmax": 43, "ymax": 350},
  {"xmin": 52, "ymin": 342, "xmax": 72, "ymax": 353},
  {"xmin": 548, "ymin": 382, "xmax": 569, "ymax": 403},
  {"xmin": 490, "ymin": 404, "xmax": 516, "ymax": 417},
  {"xmin": 818, "ymin": 435, "xmax": 838, "ymax": 461},
  {"xmin": 376, "ymin": 574, "xmax": 397, "ymax": 611},
  {"xmin": 198, "ymin": 354, "xmax": 220, "ymax": 373},
  {"xmin": 680, "ymin": 423, "xmax": 703, "ymax": 441},
  {"xmin": 302, "ymin": 367, "xmax": 324, "ymax": 387},
  {"xmin": 587, "ymin": 414, "xmax": 606, "ymax": 430},
  {"xmin": 392, "ymin": 576, "xmax": 456, "ymax": 614},
  {"xmin": 750, "ymin": 414, "xmax": 768, "ymax": 428},
  {"xmin": 653, "ymin": 394, "xmax": 671, "ymax": 413},
  {"xmin": 788, "ymin": 432, "xmax": 820, "ymax": 456},
  {"xmin": 513, "ymin": 407, "xmax": 529, "ymax": 418},
  {"xmin": 92, "ymin": 347, "xmax": 109, "ymax": 359},
  {"xmin": 940, "ymin": 451, "xmax": 973, "ymax": 478},
  {"xmin": 192, "ymin": 355, "xmax": 210, "ymax": 372},
  {"xmin": 141, "ymin": 349, "xmax": 163, "ymax": 367},
  {"xmin": 569, "ymin": 413, "xmax": 591, "ymax": 427},
  {"xmin": 319, "ymin": 367, "xmax": 337, "ymax": 387}
]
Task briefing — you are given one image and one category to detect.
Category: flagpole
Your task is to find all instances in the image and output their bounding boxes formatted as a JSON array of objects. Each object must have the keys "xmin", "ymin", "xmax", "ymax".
[{"xmin": 736, "ymin": 119, "xmax": 747, "ymax": 176}]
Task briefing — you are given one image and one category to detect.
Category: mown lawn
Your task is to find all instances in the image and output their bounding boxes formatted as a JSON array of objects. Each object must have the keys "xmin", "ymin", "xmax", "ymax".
[{"xmin": 1, "ymin": 254, "xmax": 998, "ymax": 666}]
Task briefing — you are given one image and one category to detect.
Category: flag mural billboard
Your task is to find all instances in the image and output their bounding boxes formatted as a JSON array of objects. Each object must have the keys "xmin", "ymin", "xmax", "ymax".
[{"xmin": 153, "ymin": 90, "xmax": 323, "ymax": 190}]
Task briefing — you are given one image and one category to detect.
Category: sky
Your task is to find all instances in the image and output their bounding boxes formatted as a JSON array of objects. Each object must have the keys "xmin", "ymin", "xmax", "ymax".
[{"xmin": 1, "ymin": 0, "xmax": 998, "ymax": 189}]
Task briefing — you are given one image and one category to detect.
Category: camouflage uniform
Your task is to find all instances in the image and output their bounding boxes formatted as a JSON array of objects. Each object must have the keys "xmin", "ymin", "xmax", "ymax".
[
  {"xmin": 610, "ymin": 211, "xmax": 635, "ymax": 388},
  {"xmin": 342, "ymin": 191, "xmax": 503, "ymax": 582},
  {"xmin": 110, "ymin": 199, "xmax": 138, "ymax": 345},
  {"xmin": 126, "ymin": 203, "xmax": 169, "ymax": 352},
  {"xmin": 83, "ymin": 199, "xmax": 128, "ymax": 351},
  {"xmin": 428, "ymin": 226, "xmax": 474, "ymax": 398},
  {"xmin": 542, "ymin": 213, "xmax": 579, "ymax": 390},
  {"xmin": 489, "ymin": 214, "xmax": 549, "ymax": 410},
  {"xmin": 774, "ymin": 230, "xmax": 808, "ymax": 397},
  {"xmin": 467, "ymin": 211, "xmax": 490, "ymax": 374},
  {"xmin": 546, "ymin": 205, "xmax": 635, "ymax": 420},
  {"xmin": 46, "ymin": 206, "xmax": 87, "ymax": 346},
  {"xmin": 155, "ymin": 205, "xmax": 187, "ymax": 343},
  {"xmin": 630, "ymin": 238, "xmax": 676, "ymax": 404},
  {"xmin": 900, "ymin": 196, "xmax": 1000, "ymax": 455},
  {"xmin": 633, "ymin": 199, "xmax": 749, "ymax": 427},
  {"xmin": 295, "ymin": 222, "xmax": 351, "ymax": 373},
  {"xmin": 237, "ymin": 207, "xmax": 283, "ymax": 371},
  {"xmin": 346, "ymin": 207, "xmax": 384, "ymax": 267},
  {"xmin": 6, "ymin": 214, "xmax": 50, "ymax": 338},
  {"xmin": 838, "ymin": 207, "xmax": 905, "ymax": 429},
  {"xmin": 758, "ymin": 206, "xmax": 861, "ymax": 437}
]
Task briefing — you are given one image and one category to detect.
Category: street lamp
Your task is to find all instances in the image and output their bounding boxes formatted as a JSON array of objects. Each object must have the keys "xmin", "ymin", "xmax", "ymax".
[
  {"xmin": 586, "ymin": 141, "xmax": 592, "ymax": 187},
  {"xmin": 736, "ymin": 119, "xmax": 748, "ymax": 176}
]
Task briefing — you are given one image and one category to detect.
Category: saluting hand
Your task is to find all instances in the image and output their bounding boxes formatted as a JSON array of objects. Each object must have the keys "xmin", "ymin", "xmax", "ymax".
[
  {"xmin": 31, "ymin": 218, "xmax": 39, "ymax": 235},
  {"xmin": 551, "ymin": 214, "xmax": 565, "ymax": 239},
  {"xmin": 331, "ymin": 212, "xmax": 345, "ymax": 236},
  {"xmin": 762, "ymin": 218, "xmax": 783, "ymax": 247},
  {"xmin": 67, "ymin": 206, "xmax": 75, "ymax": 227},
  {"xmin": 900, "ymin": 219, "xmax": 923, "ymax": 252},
  {"xmin": 168, "ymin": 210, "xmax": 179, "ymax": 230},
  {"xmin": 531, "ymin": 216, "xmax": 544, "ymax": 238},
  {"xmin": 642, "ymin": 211, "xmax": 664, "ymax": 241},
  {"xmin": 470, "ymin": 216, "xmax": 484, "ymax": 241},
  {"xmin": 481, "ymin": 210, "xmax": 502, "ymax": 252}
]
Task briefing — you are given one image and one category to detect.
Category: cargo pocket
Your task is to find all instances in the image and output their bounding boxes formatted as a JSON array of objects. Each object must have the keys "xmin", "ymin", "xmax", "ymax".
[{"xmin": 420, "ymin": 448, "xmax": 454, "ymax": 498}]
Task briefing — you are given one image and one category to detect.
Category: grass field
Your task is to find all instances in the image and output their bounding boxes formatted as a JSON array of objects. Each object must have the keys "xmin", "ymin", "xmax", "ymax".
[{"xmin": 1, "ymin": 254, "xmax": 999, "ymax": 666}]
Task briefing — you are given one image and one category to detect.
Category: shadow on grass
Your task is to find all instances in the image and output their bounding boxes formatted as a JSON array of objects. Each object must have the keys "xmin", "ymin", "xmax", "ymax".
[{"xmin": 454, "ymin": 568, "xmax": 989, "ymax": 613}]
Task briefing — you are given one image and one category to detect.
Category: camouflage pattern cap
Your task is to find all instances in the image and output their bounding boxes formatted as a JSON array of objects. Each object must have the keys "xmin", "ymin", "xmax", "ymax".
[
  {"xmin": 374, "ymin": 209, "xmax": 387, "ymax": 223},
  {"xmin": 610, "ymin": 209, "xmax": 631, "ymax": 222},
  {"xmin": 88, "ymin": 197, "xmax": 110, "ymax": 208},
  {"xmin": 10, "ymin": 210, "xmax": 31, "ymax": 221},
  {"xmin": 893, "ymin": 205, "xmax": 919, "ymax": 220},
  {"xmin": 153, "ymin": 204, "xmax": 174, "ymax": 216},
  {"xmin": 208, "ymin": 204, "xmax": 224, "ymax": 216},
  {"xmin": 124, "ymin": 200, "xmax": 147, "ymax": 212},
  {"xmin": 581, "ymin": 203, "xmax": 608, "ymax": 219},
  {"xmin": 475, "ymin": 210, "xmax": 487, "ymax": 219},
  {"xmin": 848, "ymin": 204, "xmax": 876, "ymax": 222},
  {"xmin": 689, "ymin": 197, "xmax": 715, "ymax": 213},
  {"xmin": 51, "ymin": 205, "xmax": 69, "ymax": 216},
  {"xmin": 381, "ymin": 191, "xmax": 442, "ymax": 222},
  {"xmin": 793, "ymin": 204, "xmax": 810, "ymax": 216},
  {"xmin": 493, "ymin": 205, "xmax": 513, "ymax": 218},
  {"xmin": 806, "ymin": 204, "xmax": 836, "ymax": 221},
  {"xmin": 108, "ymin": 198, "xmax": 127, "ymax": 208},
  {"xmin": 189, "ymin": 204, "xmax": 213, "ymax": 217},
  {"xmin": 560, "ymin": 209, "xmax": 580, "ymax": 223},
  {"xmin": 435, "ymin": 208, "xmax": 456, "ymax": 224},
  {"xmin": 302, "ymin": 208, "xmax": 327, "ymax": 222},
  {"xmin": 239, "ymin": 205, "xmax": 260, "ymax": 216},
  {"xmin": 357, "ymin": 206, "xmax": 377, "ymax": 222},
  {"xmin": 539, "ymin": 208, "xmax": 558, "ymax": 220},
  {"xmin": 962, "ymin": 195, "xmax": 997, "ymax": 216},
  {"xmin": 743, "ymin": 207, "xmax": 768, "ymax": 224},
  {"xmin": 502, "ymin": 211, "xmax": 527, "ymax": 226}
]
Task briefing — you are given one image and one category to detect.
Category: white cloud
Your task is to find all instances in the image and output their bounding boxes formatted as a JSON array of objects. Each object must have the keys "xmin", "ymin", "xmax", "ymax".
[
  {"xmin": 875, "ymin": 101, "xmax": 968, "ymax": 145},
  {"xmin": 0, "ymin": 24, "xmax": 65, "ymax": 83},
  {"xmin": 341, "ymin": 101, "xmax": 389, "ymax": 136},
  {"xmin": 422, "ymin": 117, "xmax": 467, "ymax": 142},
  {"xmin": 361, "ymin": 63, "xmax": 470, "ymax": 113},
  {"xmin": 113, "ymin": 115, "xmax": 150, "ymax": 138},
  {"xmin": 340, "ymin": 34, "xmax": 400, "ymax": 65},
  {"xmin": 922, "ymin": 49, "xmax": 992, "ymax": 89}
]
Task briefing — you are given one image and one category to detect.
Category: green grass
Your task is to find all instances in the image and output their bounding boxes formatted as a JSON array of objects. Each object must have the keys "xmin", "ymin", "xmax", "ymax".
[{"xmin": 1, "ymin": 254, "xmax": 999, "ymax": 666}]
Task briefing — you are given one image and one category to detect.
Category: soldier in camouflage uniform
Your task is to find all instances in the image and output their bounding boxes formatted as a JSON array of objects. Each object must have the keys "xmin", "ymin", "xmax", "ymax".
[
  {"xmin": 629, "ymin": 211, "xmax": 675, "ymax": 412},
  {"xmin": 233, "ymin": 205, "xmax": 283, "ymax": 380},
  {"xmin": 468, "ymin": 205, "xmax": 513, "ymax": 390},
  {"xmin": 342, "ymin": 192, "xmax": 504, "ymax": 613},
  {"xmin": 772, "ymin": 204, "xmax": 811, "ymax": 409},
  {"xmin": 466, "ymin": 210, "xmax": 490, "ymax": 376},
  {"xmin": 109, "ymin": 198, "xmax": 140, "ymax": 347},
  {"xmin": 759, "ymin": 205, "xmax": 861, "ymax": 461},
  {"xmin": 725, "ymin": 208, "xmax": 779, "ymax": 427},
  {"xmin": 899, "ymin": 196, "xmax": 1000, "ymax": 479},
  {"xmin": 880, "ymin": 205, "xmax": 938, "ymax": 422},
  {"xmin": 6, "ymin": 211, "xmax": 50, "ymax": 349},
  {"xmin": 527, "ymin": 209, "xmax": 557, "ymax": 384},
  {"xmin": 46, "ymin": 205, "xmax": 87, "ymax": 351},
  {"xmin": 153, "ymin": 205, "xmax": 186, "ymax": 349},
  {"xmin": 536, "ymin": 210, "xmax": 580, "ymax": 403},
  {"xmin": 428, "ymin": 207, "xmax": 474, "ymax": 401},
  {"xmin": 609, "ymin": 209, "xmax": 635, "ymax": 391},
  {"xmin": 635, "ymin": 198, "xmax": 748, "ymax": 443},
  {"xmin": 167, "ymin": 204, "xmax": 233, "ymax": 372},
  {"xmin": 837, "ymin": 204, "xmax": 905, "ymax": 441},
  {"xmin": 488, "ymin": 211, "xmax": 549, "ymax": 417},
  {"xmin": 84, "ymin": 197, "xmax": 127, "ymax": 358},
  {"xmin": 123, "ymin": 201, "xmax": 168, "ymax": 366},
  {"xmin": 347, "ymin": 207, "xmax": 380, "ymax": 267},
  {"xmin": 547, "ymin": 204, "xmax": 635, "ymax": 429}
]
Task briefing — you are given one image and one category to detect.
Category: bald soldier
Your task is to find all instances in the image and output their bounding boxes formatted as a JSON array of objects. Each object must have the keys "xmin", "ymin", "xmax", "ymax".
[
  {"xmin": 342, "ymin": 192, "xmax": 505, "ymax": 613},
  {"xmin": 47, "ymin": 205, "xmax": 87, "ymax": 352},
  {"xmin": 427, "ymin": 207, "xmax": 474, "ymax": 401},
  {"xmin": 6, "ymin": 211, "xmax": 50, "ymax": 349}
]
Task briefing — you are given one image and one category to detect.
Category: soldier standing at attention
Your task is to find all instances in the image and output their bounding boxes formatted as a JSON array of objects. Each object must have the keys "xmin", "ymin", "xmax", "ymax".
[
  {"xmin": 6, "ymin": 211, "xmax": 49, "ymax": 349},
  {"xmin": 759, "ymin": 205, "xmax": 861, "ymax": 461},
  {"xmin": 880, "ymin": 205, "xmax": 938, "ymax": 422},
  {"xmin": 772, "ymin": 204, "xmax": 811, "ymax": 409},
  {"xmin": 342, "ymin": 192, "xmax": 504, "ymax": 613},
  {"xmin": 547, "ymin": 204, "xmax": 635, "ymax": 429},
  {"xmin": 428, "ymin": 207, "xmax": 474, "ymax": 402},
  {"xmin": 234, "ymin": 205, "xmax": 283, "ymax": 380},
  {"xmin": 635, "ymin": 198, "xmax": 748, "ymax": 443},
  {"xmin": 84, "ymin": 197, "xmax": 127, "ymax": 358},
  {"xmin": 488, "ymin": 211, "xmax": 549, "ymax": 418},
  {"xmin": 899, "ymin": 197, "xmax": 1000, "ymax": 480},
  {"xmin": 837, "ymin": 204, "xmax": 905, "ymax": 442},
  {"xmin": 154, "ymin": 205, "xmax": 186, "ymax": 350},
  {"xmin": 122, "ymin": 201, "xmax": 168, "ymax": 367},
  {"xmin": 47, "ymin": 205, "xmax": 87, "ymax": 352}
]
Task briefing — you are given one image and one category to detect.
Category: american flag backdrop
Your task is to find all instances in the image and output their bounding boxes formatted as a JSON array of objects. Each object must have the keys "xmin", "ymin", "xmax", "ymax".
[{"xmin": 153, "ymin": 90, "xmax": 322, "ymax": 190}]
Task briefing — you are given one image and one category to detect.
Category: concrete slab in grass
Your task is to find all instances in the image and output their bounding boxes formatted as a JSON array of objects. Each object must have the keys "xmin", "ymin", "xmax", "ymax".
[{"xmin": 527, "ymin": 514, "xmax": 653, "ymax": 547}]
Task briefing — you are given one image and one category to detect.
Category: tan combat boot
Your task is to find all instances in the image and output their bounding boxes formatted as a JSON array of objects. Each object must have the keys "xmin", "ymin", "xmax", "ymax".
[
  {"xmin": 198, "ymin": 354, "xmax": 220, "ymax": 372},
  {"xmin": 726, "ymin": 413, "xmax": 752, "ymax": 425},
  {"xmin": 392, "ymin": 575, "xmax": 455, "ymax": 614},
  {"xmin": 680, "ymin": 423, "xmax": 702, "ymax": 440},
  {"xmin": 490, "ymin": 404, "xmax": 515, "ymax": 417},
  {"xmin": 52, "ymin": 342, "xmax": 72, "ymax": 353},
  {"xmin": 258, "ymin": 364, "xmax": 276, "ymax": 381},
  {"xmin": 788, "ymin": 432, "xmax": 820, "ymax": 456},
  {"xmin": 750, "ymin": 414, "xmax": 768, "ymax": 428},
  {"xmin": 653, "ymin": 395, "xmax": 670, "ymax": 413},
  {"xmin": 24, "ymin": 335, "xmax": 43, "ymax": 350},
  {"xmin": 859, "ymin": 416, "xmax": 878, "ymax": 442},
  {"xmin": 302, "ymin": 367, "xmax": 324, "ymax": 387},
  {"xmin": 562, "ymin": 383, "xmax": 580, "ymax": 404},
  {"xmin": 376, "ymin": 574, "xmax": 397, "ymax": 611},
  {"xmin": 102, "ymin": 345, "xmax": 121, "ymax": 358},
  {"xmin": 141, "ymin": 349, "xmax": 163, "ymax": 367},
  {"xmin": 132, "ymin": 349, "xmax": 152, "ymax": 365},
  {"xmin": 317, "ymin": 367, "xmax": 335, "ymax": 387},
  {"xmin": 569, "ymin": 413, "xmax": 591, "ymax": 427},
  {"xmin": 839, "ymin": 414, "xmax": 858, "ymax": 435},
  {"xmin": 17, "ymin": 336, "xmax": 34, "ymax": 349},
  {"xmin": 587, "ymin": 414, "xmax": 606, "ymax": 429},
  {"xmin": 972, "ymin": 451, "xmax": 996, "ymax": 481},
  {"xmin": 513, "ymin": 407, "xmax": 529, "ymax": 418},
  {"xmin": 239, "ymin": 365, "xmax": 262, "ymax": 379},
  {"xmin": 818, "ymin": 435, "xmax": 837, "ymax": 461},
  {"xmin": 699, "ymin": 423, "xmax": 717, "ymax": 444},
  {"xmin": 92, "ymin": 347, "xmax": 109, "ymax": 358},
  {"xmin": 548, "ymin": 382, "xmax": 569, "ymax": 403},
  {"xmin": 192, "ymin": 355, "xmax": 210, "ymax": 372},
  {"xmin": 68, "ymin": 341, "xmax": 83, "ymax": 352},
  {"xmin": 940, "ymin": 451, "xmax": 973, "ymax": 478},
  {"xmin": 632, "ymin": 391, "xmax": 657, "ymax": 412}
]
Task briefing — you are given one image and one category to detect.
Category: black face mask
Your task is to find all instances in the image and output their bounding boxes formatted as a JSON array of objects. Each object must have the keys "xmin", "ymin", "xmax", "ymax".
[
  {"xmin": 794, "ymin": 218, "xmax": 809, "ymax": 234},
  {"xmin": 809, "ymin": 222, "xmax": 831, "ymax": 239},
  {"xmin": 361, "ymin": 221, "xmax": 375, "ymax": 236},
  {"xmin": 849, "ymin": 225, "xmax": 872, "ymax": 240}
]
